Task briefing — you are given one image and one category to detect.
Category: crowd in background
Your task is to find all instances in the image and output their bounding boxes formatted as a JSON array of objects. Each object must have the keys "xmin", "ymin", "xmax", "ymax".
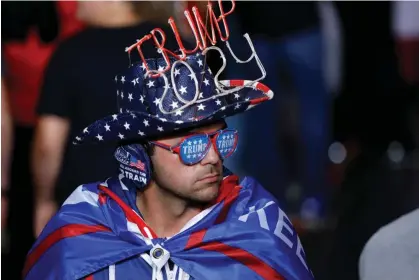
[{"xmin": 1, "ymin": 1, "xmax": 418, "ymax": 279}]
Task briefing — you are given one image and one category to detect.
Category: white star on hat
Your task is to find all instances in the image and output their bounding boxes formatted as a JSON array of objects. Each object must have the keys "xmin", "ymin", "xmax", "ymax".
[
  {"xmin": 170, "ymin": 101, "xmax": 179, "ymax": 109},
  {"xmin": 123, "ymin": 122, "xmax": 130, "ymax": 130},
  {"xmin": 104, "ymin": 123, "xmax": 111, "ymax": 131},
  {"xmin": 147, "ymin": 80, "xmax": 155, "ymax": 88},
  {"xmin": 179, "ymin": 85, "xmax": 187, "ymax": 94},
  {"xmin": 96, "ymin": 134, "xmax": 104, "ymax": 141},
  {"xmin": 153, "ymin": 97, "xmax": 161, "ymax": 105},
  {"xmin": 197, "ymin": 104, "xmax": 206, "ymax": 111},
  {"xmin": 128, "ymin": 93, "xmax": 133, "ymax": 101},
  {"xmin": 118, "ymin": 133, "xmax": 124, "ymax": 139},
  {"xmin": 121, "ymin": 76, "xmax": 125, "ymax": 83},
  {"xmin": 143, "ymin": 119, "xmax": 150, "ymax": 127},
  {"xmin": 203, "ymin": 78, "xmax": 210, "ymax": 86}
]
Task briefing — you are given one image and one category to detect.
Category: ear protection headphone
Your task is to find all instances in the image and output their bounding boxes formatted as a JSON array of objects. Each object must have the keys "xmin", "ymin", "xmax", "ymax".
[{"xmin": 114, "ymin": 143, "xmax": 152, "ymax": 189}]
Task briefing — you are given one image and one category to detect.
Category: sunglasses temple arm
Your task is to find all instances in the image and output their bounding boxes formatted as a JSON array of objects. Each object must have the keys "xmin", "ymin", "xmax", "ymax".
[{"xmin": 150, "ymin": 141, "xmax": 174, "ymax": 153}]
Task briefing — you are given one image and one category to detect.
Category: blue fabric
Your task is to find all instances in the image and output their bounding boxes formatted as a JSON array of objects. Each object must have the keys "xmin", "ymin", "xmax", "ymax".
[{"xmin": 24, "ymin": 172, "xmax": 314, "ymax": 280}]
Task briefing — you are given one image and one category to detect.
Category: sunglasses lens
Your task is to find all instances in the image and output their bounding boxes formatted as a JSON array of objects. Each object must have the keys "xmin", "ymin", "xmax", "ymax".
[
  {"xmin": 216, "ymin": 130, "xmax": 238, "ymax": 159},
  {"xmin": 179, "ymin": 135, "xmax": 210, "ymax": 165}
]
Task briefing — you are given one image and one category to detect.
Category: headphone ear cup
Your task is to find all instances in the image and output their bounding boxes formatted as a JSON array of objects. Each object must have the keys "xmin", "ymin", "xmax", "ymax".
[
  {"xmin": 130, "ymin": 143, "xmax": 152, "ymax": 186},
  {"xmin": 114, "ymin": 143, "xmax": 152, "ymax": 189}
]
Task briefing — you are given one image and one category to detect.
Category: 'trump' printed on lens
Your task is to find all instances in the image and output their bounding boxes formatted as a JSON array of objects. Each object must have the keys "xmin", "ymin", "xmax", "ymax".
[
  {"xmin": 216, "ymin": 130, "xmax": 238, "ymax": 159},
  {"xmin": 180, "ymin": 135, "xmax": 211, "ymax": 164}
]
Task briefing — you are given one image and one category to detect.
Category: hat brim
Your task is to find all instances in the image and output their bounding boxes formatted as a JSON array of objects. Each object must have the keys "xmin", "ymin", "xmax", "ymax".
[{"xmin": 73, "ymin": 80, "xmax": 273, "ymax": 145}]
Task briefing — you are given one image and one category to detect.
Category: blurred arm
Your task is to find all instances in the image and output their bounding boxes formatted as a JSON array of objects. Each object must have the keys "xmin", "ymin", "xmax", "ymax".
[
  {"xmin": 31, "ymin": 38, "xmax": 74, "ymax": 236},
  {"xmin": 2, "ymin": 79, "xmax": 13, "ymax": 230},
  {"xmin": 1, "ymin": 79, "xmax": 13, "ymax": 190},
  {"xmin": 32, "ymin": 115, "xmax": 69, "ymax": 202}
]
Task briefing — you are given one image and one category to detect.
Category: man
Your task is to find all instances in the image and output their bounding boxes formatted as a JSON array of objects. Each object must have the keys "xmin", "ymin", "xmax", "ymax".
[
  {"xmin": 32, "ymin": 1, "xmax": 177, "ymax": 237},
  {"xmin": 24, "ymin": 6, "xmax": 314, "ymax": 279}
]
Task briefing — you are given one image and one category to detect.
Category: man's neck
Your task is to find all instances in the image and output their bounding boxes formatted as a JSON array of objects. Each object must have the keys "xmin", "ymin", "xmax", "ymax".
[{"xmin": 136, "ymin": 183, "xmax": 203, "ymax": 238}]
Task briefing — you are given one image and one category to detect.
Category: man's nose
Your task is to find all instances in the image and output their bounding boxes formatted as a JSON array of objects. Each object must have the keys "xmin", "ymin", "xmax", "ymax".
[{"xmin": 200, "ymin": 142, "xmax": 221, "ymax": 165}]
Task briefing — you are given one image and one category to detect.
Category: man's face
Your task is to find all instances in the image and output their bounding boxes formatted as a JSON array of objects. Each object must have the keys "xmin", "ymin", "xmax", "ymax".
[{"xmin": 150, "ymin": 122, "xmax": 225, "ymax": 203}]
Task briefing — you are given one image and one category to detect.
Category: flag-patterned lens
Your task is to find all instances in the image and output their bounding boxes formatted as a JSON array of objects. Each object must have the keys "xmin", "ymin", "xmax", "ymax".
[
  {"xmin": 179, "ymin": 135, "xmax": 211, "ymax": 165},
  {"xmin": 216, "ymin": 130, "xmax": 238, "ymax": 159}
]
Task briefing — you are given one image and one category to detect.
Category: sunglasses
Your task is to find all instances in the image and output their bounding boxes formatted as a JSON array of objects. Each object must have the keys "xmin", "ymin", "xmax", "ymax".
[{"xmin": 150, "ymin": 129, "xmax": 238, "ymax": 165}]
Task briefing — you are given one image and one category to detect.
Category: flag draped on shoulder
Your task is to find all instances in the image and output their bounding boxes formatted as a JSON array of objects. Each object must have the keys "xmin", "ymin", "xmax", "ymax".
[{"xmin": 24, "ymin": 171, "xmax": 314, "ymax": 280}]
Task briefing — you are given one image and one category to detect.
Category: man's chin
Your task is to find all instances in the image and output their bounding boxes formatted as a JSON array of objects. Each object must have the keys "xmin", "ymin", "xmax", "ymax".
[{"xmin": 191, "ymin": 183, "xmax": 220, "ymax": 203}]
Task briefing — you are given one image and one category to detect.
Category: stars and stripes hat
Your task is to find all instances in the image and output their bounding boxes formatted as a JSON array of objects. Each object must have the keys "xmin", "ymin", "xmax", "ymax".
[{"xmin": 73, "ymin": 51, "xmax": 273, "ymax": 145}]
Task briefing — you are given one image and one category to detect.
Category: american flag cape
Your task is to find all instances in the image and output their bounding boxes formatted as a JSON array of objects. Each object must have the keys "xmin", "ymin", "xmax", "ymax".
[{"xmin": 24, "ymin": 171, "xmax": 314, "ymax": 280}]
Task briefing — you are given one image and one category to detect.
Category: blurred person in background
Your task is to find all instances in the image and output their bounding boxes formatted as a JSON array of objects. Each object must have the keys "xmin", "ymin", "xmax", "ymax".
[
  {"xmin": 357, "ymin": 4, "xmax": 419, "ymax": 271},
  {"xmin": 2, "ymin": 1, "xmax": 83, "ymax": 278},
  {"xmin": 325, "ymin": 2, "xmax": 419, "ymax": 279},
  {"xmin": 2, "ymin": 77, "xmax": 13, "ymax": 240},
  {"xmin": 393, "ymin": 1, "xmax": 419, "ymax": 86},
  {"xmin": 222, "ymin": 2, "xmax": 330, "ymax": 224},
  {"xmin": 32, "ymin": 1, "xmax": 180, "ymax": 238},
  {"xmin": 359, "ymin": 206, "xmax": 419, "ymax": 280}
]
